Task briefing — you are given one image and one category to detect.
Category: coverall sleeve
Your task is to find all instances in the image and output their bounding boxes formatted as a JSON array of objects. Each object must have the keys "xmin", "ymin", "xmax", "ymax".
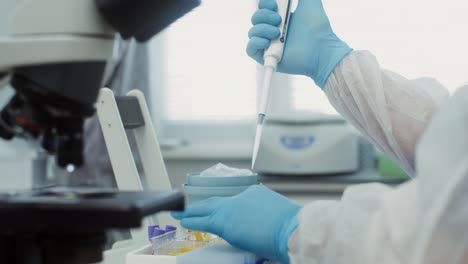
[
  {"xmin": 323, "ymin": 50, "xmax": 448, "ymax": 176},
  {"xmin": 287, "ymin": 50, "xmax": 451, "ymax": 264}
]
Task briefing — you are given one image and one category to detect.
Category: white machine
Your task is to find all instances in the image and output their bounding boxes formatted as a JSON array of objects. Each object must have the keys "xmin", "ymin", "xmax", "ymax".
[{"xmin": 254, "ymin": 113, "xmax": 359, "ymax": 175}]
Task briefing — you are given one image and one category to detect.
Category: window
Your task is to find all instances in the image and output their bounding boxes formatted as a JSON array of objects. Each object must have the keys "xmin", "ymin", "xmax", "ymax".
[{"xmin": 150, "ymin": 0, "xmax": 258, "ymax": 158}]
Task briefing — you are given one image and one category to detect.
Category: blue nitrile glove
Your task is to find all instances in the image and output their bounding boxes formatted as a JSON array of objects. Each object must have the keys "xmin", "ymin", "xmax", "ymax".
[
  {"xmin": 172, "ymin": 185, "xmax": 301, "ymax": 264},
  {"xmin": 247, "ymin": 0, "xmax": 352, "ymax": 88}
]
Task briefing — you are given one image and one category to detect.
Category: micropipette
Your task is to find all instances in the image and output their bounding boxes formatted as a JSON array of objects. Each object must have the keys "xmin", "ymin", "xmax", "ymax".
[{"xmin": 252, "ymin": 0, "xmax": 292, "ymax": 169}]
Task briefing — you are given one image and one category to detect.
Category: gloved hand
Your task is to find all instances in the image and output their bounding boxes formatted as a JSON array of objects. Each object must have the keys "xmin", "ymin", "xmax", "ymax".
[
  {"xmin": 172, "ymin": 185, "xmax": 301, "ymax": 264},
  {"xmin": 247, "ymin": 0, "xmax": 352, "ymax": 88}
]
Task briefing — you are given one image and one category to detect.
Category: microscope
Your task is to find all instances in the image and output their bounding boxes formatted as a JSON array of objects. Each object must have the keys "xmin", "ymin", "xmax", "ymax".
[{"xmin": 0, "ymin": 1, "xmax": 200, "ymax": 263}]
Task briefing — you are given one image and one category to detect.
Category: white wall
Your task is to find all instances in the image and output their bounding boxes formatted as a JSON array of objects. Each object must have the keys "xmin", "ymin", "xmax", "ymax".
[{"xmin": 0, "ymin": 0, "xmax": 14, "ymax": 34}]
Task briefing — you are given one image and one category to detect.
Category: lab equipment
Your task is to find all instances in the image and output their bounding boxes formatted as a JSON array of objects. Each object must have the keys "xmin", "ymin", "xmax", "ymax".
[
  {"xmin": 191, "ymin": 231, "xmax": 212, "ymax": 242},
  {"xmin": 127, "ymin": 242, "xmax": 273, "ymax": 264},
  {"xmin": 151, "ymin": 229, "xmax": 176, "ymax": 254},
  {"xmin": 252, "ymin": 0, "xmax": 292, "ymax": 170},
  {"xmin": 183, "ymin": 184, "xmax": 253, "ymax": 204},
  {"xmin": 97, "ymin": 88, "xmax": 182, "ymax": 264},
  {"xmin": 0, "ymin": 188, "xmax": 184, "ymax": 264},
  {"xmin": 150, "ymin": 228, "xmax": 218, "ymax": 256},
  {"xmin": 0, "ymin": 1, "xmax": 199, "ymax": 264},
  {"xmin": 148, "ymin": 225, "xmax": 178, "ymax": 240},
  {"xmin": 184, "ymin": 164, "xmax": 259, "ymax": 204},
  {"xmin": 188, "ymin": 163, "xmax": 257, "ymax": 187},
  {"xmin": 200, "ymin": 163, "xmax": 254, "ymax": 177},
  {"xmin": 0, "ymin": 0, "xmax": 200, "ymax": 169},
  {"xmin": 166, "ymin": 225, "xmax": 177, "ymax": 233},
  {"xmin": 149, "ymin": 226, "xmax": 165, "ymax": 240},
  {"xmin": 253, "ymin": 113, "xmax": 359, "ymax": 175},
  {"xmin": 176, "ymin": 244, "xmax": 268, "ymax": 264},
  {"xmin": 172, "ymin": 185, "xmax": 301, "ymax": 264},
  {"xmin": 149, "ymin": 225, "xmax": 158, "ymax": 239},
  {"xmin": 187, "ymin": 173, "xmax": 258, "ymax": 187},
  {"xmin": 247, "ymin": 0, "xmax": 352, "ymax": 87},
  {"xmin": 156, "ymin": 240, "xmax": 208, "ymax": 256},
  {"xmin": 97, "ymin": 88, "xmax": 176, "ymax": 230}
]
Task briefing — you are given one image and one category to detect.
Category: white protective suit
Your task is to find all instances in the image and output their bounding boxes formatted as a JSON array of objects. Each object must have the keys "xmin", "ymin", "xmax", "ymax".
[{"xmin": 288, "ymin": 50, "xmax": 468, "ymax": 263}]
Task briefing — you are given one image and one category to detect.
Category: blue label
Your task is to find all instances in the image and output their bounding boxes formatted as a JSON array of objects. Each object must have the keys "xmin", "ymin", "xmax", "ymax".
[{"xmin": 280, "ymin": 136, "xmax": 315, "ymax": 150}]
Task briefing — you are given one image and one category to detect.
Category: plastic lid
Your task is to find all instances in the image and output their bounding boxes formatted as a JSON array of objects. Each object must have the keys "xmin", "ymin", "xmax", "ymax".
[
  {"xmin": 165, "ymin": 225, "xmax": 177, "ymax": 232},
  {"xmin": 151, "ymin": 227, "xmax": 166, "ymax": 238},
  {"xmin": 147, "ymin": 225, "xmax": 160, "ymax": 239}
]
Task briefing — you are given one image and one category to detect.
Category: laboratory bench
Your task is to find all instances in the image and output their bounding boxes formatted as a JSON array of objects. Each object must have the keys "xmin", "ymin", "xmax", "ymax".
[
  {"xmin": 258, "ymin": 140, "xmax": 408, "ymax": 205},
  {"xmin": 166, "ymin": 139, "xmax": 409, "ymax": 205},
  {"xmin": 124, "ymin": 146, "xmax": 409, "ymax": 264},
  {"xmin": 124, "ymin": 170, "xmax": 406, "ymax": 264},
  {"xmin": 260, "ymin": 169, "xmax": 407, "ymax": 205}
]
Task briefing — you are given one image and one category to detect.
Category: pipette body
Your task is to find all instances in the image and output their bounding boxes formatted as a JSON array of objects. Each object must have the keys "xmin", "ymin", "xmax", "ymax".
[{"xmin": 252, "ymin": 0, "xmax": 292, "ymax": 169}]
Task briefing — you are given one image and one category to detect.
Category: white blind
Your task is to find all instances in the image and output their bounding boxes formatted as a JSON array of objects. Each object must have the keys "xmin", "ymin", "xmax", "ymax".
[
  {"xmin": 158, "ymin": 0, "xmax": 468, "ymax": 123},
  {"xmin": 165, "ymin": 0, "xmax": 257, "ymax": 121}
]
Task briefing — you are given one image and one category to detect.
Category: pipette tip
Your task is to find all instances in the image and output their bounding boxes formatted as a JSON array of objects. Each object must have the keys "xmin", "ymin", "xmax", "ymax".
[{"xmin": 251, "ymin": 123, "xmax": 263, "ymax": 170}]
